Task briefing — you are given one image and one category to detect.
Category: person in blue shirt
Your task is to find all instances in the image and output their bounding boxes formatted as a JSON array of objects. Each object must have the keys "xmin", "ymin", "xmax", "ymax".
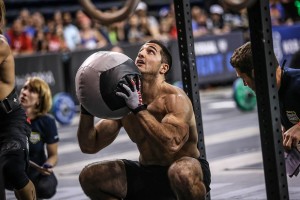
[
  {"xmin": 19, "ymin": 77, "xmax": 59, "ymax": 199},
  {"xmin": 230, "ymin": 41, "xmax": 300, "ymax": 150},
  {"xmin": 230, "ymin": 42, "xmax": 300, "ymax": 176}
]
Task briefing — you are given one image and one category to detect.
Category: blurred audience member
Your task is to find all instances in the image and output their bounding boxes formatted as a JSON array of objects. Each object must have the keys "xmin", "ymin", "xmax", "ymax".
[
  {"xmin": 125, "ymin": 13, "xmax": 145, "ymax": 43},
  {"xmin": 135, "ymin": 1, "xmax": 160, "ymax": 40},
  {"xmin": 31, "ymin": 11, "xmax": 47, "ymax": 35},
  {"xmin": 53, "ymin": 10, "xmax": 63, "ymax": 27},
  {"xmin": 106, "ymin": 7, "xmax": 126, "ymax": 45},
  {"xmin": 18, "ymin": 8, "xmax": 35, "ymax": 38},
  {"xmin": 191, "ymin": 5, "xmax": 209, "ymax": 38},
  {"xmin": 62, "ymin": 11, "xmax": 81, "ymax": 51},
  {"xmin": 207, "ymin": 4, "xmax": 231, "ymax": 35},
  {"xmin": 281, "ymin": 0, "xmax": 300, "ymax": 24},
  {"xmin": 158, "ymin": 4, "xmax": 177, "ymax": 41},
  {"xmin": 6, "ymin": 18, "xmax": 33, "ymax": 55},
  {"xmin": 222, "ymin": 5, "xmax": 249, "ymax": 32},
  {"xmin": 32, "ymin": 29, "xmax": 48, "ymax": 53},
  {"xmin": 45, "ymin": 20, "xmax": 68, "ymax": 52},
  {"xmin": 78, "ymin": 15, "xmax": 108, "ymax": 50},
  {"xmin": 270, "ymin": 0, "xmax": 287, "ymax": 25}
]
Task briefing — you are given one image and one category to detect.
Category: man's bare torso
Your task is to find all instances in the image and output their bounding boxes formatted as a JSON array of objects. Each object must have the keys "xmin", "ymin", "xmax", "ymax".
[{"xmin": 121, "ymin": 83, "xmax": 200, "ymax": 166}]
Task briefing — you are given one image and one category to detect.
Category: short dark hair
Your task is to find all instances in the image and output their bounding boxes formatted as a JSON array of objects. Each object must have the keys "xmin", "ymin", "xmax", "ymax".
[
  {"xmin": 230, "ymin": 42, "xmax": 253, "ymax": 77},
  {"xmin": 146, "ymin": 39, "xmax": 172, "ymax": 74},
  {"xmin": 230, "ymin": 41, "xmax": 280, "ymax": 77}
]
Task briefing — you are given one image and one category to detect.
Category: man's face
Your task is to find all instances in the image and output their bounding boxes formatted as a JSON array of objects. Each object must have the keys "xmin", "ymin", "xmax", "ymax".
[
  {"xmin": 135, "ymin": 43, "xmax": 163, "ymax": 75},
  {"xmin": 236, "ymin": 68, "xmax": 256, "ymax": 92}
]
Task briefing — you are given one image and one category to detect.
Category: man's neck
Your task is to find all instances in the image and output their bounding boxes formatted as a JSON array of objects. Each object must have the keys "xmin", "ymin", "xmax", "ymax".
[{"xmin": 142, "ymin": 75, "xmax": 166, "ymax": 103}]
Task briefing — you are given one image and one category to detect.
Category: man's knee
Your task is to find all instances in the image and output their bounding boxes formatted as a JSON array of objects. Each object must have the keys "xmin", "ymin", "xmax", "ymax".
[
  {"xmin": 168, "ymin": 157, "xmax": 202, "ymax": 184},
  {"xmin": 168, "ymin": 157, "xmax": 206, "ymax": 198}
]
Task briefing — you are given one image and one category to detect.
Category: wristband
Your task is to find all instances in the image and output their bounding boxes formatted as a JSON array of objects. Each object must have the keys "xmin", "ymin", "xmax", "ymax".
[
  {"xmin": 42, "ymin": 163, "xmax": 53, "ymax": 169},
  {"xmin": 131, "ymin": 104, "xmax": 147, "ymax": 114},
  {"xmin": 81, "ymin": 105, "xmax": 93, "ymax": 116}
]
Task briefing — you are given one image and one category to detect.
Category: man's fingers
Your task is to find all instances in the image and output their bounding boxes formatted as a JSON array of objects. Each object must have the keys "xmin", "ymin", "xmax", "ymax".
[
  {"xmin": 116, "ymin": 91, "xmax": 129, "ymax": 99},
  {"xmin": 125, "ymin": 76, "xmax": 136, "ymax": 92},
  {"xmin": 284, "ymin": 136, "xmax": 293, "ymax": 150}
]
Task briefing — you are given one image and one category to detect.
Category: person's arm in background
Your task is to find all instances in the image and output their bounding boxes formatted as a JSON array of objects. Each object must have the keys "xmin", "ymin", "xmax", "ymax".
[
  {"xmin": 283, "ymin": 122, "xmax": 300, "ymax": 151},
  {"xmin": 37, "ymin": 142, "xmax": 58, "ymax": 176}
]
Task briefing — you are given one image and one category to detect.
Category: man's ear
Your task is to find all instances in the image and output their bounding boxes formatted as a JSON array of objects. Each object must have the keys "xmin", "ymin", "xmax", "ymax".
[{"xmin": 160, "ymin": 63, "xmax": 169, "ymax": 74}]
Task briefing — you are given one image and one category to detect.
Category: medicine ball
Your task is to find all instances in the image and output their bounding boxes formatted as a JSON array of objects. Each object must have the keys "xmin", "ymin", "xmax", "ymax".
[{"xmin": 75, "ymin": 51, "xmax": 141, "ymax": 119}]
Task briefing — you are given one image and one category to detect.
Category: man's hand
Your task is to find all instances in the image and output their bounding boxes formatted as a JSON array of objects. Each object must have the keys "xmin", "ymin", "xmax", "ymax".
[
  {"xmin": 283, "ymin": 122, "xmax": 300, "ymax": 151},
  {"xmin": 116, "ymin": 75, "xmax": 147, "ymax": 114}
]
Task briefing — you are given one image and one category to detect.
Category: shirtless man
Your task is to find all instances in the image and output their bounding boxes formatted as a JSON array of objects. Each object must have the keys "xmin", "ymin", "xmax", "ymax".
[
  {"xmin": 78, "ymin": 40, "xmax": 211, "ymax": 200},
  {"xmin": 0, "ymin": 1, "xmax": 36, "ymax": 199}
]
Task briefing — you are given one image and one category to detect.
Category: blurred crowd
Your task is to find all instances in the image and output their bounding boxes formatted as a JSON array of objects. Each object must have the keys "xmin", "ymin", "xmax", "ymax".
[{"xmin": 3, "ymin": 0, "xmax": 300, "ymax": 56}]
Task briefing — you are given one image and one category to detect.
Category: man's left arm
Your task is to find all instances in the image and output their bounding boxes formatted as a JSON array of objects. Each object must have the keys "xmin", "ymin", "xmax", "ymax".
[{"xmin": 136, "ymin": 95, "xmax": 190, "ymax": 154}]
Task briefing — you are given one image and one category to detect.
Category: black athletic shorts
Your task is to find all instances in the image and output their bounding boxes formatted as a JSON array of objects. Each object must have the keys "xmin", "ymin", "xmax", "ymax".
[{"xmin": 122, "ymin": 157, "xmax": 211, "ymax": 200}]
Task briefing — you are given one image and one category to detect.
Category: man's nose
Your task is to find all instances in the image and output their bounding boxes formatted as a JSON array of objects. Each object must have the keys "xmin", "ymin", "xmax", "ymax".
[{"xmin": 137, "ymin": 50, "xmax": 145, "ymax": 58}]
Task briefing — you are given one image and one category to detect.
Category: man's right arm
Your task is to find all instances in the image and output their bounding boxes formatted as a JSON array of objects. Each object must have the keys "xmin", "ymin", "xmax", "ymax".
[{"xmin": 77, "ymin": 113, "xmax": 122, "ymax": 154}]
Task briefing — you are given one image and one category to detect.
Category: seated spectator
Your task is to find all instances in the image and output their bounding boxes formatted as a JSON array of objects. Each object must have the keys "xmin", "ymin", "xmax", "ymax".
[
  {"xmin": 125, "ymin": 13, "xmax": 146, "ymax": 43},
  {"xmin": 281, "ymin": 0, "xmax": 300, "ymax": 24},
  {"xmin": 5, "ymin": 18, "xmax": 33, "ymax": 55},
  {"xmin": 32, "ymin": 28, "xmax": 48, "ymax": 53},
  {"xmin": 191, "ymin": 5, "xmax": 209, "ymax": 38},
  {"xmin": 31, "ymin": 11, "xmax": 47, "ymax": 36},
  {"xmin": 62, "ymin": 12, "xmax": 81, "ymax": 51},
  {"xmin": 207, "ymin": 4, "xmax": 231, "ymax": 35},
  {"xmin": 135, "ymin": 1, "xmax": 160, "ymax": 40},
  {"xmin": 158, "ymin": 5, "xmax": 177, "ymax": 41},
  {"xmin": 106, "ymin": 7, "xmax": 126, "ymax": 45},
  {"xmin": 222, "ymin": 4, "xmax": 249, "ymax": 32},
  {"xmin": 78, "ymin": 15, "xmax": 108, "ymax": 50},
  {"xmin": 45, "ymin": 20, "xmax": 68, "ymax": 52},
  {"xmin": 53, "ymin": 10, "xmax": 63, "ymax": 27},
  {"xmin": 18, "ymin": 8, "xmax": 35, "ymax": 39},
  {"xmin": 269, "ymin": 0, "xmax": 287, "ymax": 26}
]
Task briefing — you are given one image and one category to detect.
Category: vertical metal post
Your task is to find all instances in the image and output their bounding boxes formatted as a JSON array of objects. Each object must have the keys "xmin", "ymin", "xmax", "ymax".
[
  {"xmin": 173, "ymin": 0, "xmax": 206, "ymax": 160},
  {"xmin": 247, "ymin": 1, "xmax": 289, "ymax": 199}
]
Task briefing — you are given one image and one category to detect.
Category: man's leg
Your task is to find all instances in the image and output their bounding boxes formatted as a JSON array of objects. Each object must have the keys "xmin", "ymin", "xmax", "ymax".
[
  {"xmin": 168, "ymin": 157, "xmax": 207, "ymax": 200},
  {"xmin": 79, "ymin": 160, "xmax": 127, "ymax": 200}
]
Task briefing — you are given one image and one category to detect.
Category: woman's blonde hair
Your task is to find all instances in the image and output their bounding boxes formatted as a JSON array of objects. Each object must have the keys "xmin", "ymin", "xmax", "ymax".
[
  {"xmin": 26, "ymin": 77, "xmax": 52, "ymax": 115},
  {"xmin": 0, "ymin": 0, "xmax": 5, "ymax": 33}
]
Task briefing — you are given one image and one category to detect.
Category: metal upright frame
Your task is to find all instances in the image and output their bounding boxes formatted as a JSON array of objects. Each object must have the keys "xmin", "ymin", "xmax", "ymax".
[
  {"xmin": 248, "ymin": 1, "xmax": 289, "ymax": 199},
  {"xmin": 173, "ymin": 0, "xmax": 206, "ymax": 159},
  {"xmin": 173, "ymin": 1, "xmax": 208, "ymax": 198}
]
